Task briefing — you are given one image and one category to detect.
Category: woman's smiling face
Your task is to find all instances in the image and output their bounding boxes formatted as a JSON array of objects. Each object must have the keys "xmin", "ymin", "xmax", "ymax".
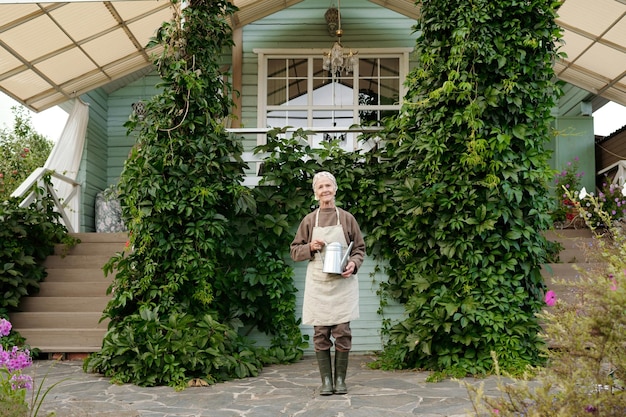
[{"xmin": 314, "ymin": 177, "xmax": 336, "ymax": 206}]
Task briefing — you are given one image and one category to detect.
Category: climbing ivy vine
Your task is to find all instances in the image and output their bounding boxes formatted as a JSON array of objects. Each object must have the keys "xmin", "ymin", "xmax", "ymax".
[
  {"xmin": 366, "ymin": 0, "xmax": 564, "ymax": 377},
  {"xmin": 84, "ymin": 0, "xmax": 306, "ymax": 387}
]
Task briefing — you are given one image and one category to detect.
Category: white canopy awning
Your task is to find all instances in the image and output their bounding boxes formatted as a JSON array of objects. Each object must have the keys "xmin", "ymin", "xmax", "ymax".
[
  {"xmin": 1, "ymin": 0, "xmax": 624, "ymax": 112},
  {"xmin": 0, "ymin": 1, "xmax": 174, "ymax": 111},
  {"xmin": 554, "ymin": 0, "xmax": 626, "ymax": 108}
]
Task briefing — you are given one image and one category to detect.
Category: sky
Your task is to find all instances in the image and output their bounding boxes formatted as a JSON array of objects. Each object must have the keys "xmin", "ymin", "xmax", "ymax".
[
  {"xmin": 592, "ymin": 101, "xmax": 626, "ymax": 136},
  {"xmin": 0, "ymin": 91, "xmax": 626, "ymax": 141},
  {"xmin": 0, "ymin": 93, "xmax": 68, "ymax": 141}
]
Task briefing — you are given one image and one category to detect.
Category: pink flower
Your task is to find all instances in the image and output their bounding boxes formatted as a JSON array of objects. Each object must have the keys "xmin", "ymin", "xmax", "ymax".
[
  {"xmin": 609, "ymin": 274, "xmax": 617, "ymax": 291},
  {"xmin": 10, "ymin": 374, "xmax": 33, "ymax": 390},
  {"xmin": 0, "ymin": 346, "xmax": 32, "ymax": 372},
  {"xmin": 545, "ymin": 290, "xmax": 557, "ymax": 306},
  {"xmin": 0, "ymin": 318, "xmax": 11, "ymax": 336}
]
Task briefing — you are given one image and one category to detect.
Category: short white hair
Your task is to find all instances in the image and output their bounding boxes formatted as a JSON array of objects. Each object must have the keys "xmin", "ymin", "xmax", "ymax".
[{"xmin": 312, "ymin": 171, "xmax": 337, "ymax": 200}]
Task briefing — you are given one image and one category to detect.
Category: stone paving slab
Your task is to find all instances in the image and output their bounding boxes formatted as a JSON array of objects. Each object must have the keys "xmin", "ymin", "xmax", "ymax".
[{"xmin": 25, "ymin": 355, "xmax": 507, "ymax": 417}]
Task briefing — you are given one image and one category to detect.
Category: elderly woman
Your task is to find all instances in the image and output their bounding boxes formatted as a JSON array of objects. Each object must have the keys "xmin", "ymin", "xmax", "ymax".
[{"xmin": 290, "ymin": 171, "xmax": 365, "ymax": 395}]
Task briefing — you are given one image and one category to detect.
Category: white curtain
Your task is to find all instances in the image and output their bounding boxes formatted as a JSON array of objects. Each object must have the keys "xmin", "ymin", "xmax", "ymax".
[{"xmin": 44, "ymin": 98, "xmax": 90, "ymax": 232}]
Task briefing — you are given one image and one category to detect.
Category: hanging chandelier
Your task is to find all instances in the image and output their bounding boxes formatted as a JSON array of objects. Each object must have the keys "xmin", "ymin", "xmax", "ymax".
[{"xmin": 323, "ymin": 0, "xmax": 358, "ymax": 76}]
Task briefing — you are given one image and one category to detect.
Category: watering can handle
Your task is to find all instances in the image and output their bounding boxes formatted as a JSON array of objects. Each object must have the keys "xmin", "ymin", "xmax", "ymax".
[{"xmin": 341, "ymin": 241, "xmax": 354, "ymax": 269}]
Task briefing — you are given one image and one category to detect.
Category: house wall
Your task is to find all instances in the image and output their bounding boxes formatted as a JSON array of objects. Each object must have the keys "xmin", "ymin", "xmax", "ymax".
[
  {"xmin": 79, "ymin": 90, "xmax": 110, "ymax": 232},
  {"xmin": 289, "ymin": 257, "xmax": 404, "ymax": 353},
  {"xmin": 239, "ymin": 0, "xmax": 418, "ymax": 132},
  {"xmin": 595, "ymin": 127, "xmax": 626, "ymax": 186},
  {"xmin": 548, "ymin": 117, "xmax": 595, "ymax": 192},
  {"xmin": 91, "ymin": 0, "xmax": 419, "ymax": 190},
  {"xmin": 106, "ymin": 73, "xmax": 163, "ymax": 186}
]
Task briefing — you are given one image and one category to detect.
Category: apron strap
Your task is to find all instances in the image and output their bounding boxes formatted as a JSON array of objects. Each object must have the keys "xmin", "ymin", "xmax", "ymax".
[{"xmin": 314, "ymin": 208, "xmax": 341, "ymax": 227}]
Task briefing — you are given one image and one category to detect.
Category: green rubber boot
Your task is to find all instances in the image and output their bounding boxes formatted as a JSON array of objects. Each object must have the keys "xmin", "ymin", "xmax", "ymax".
[
  {"xmin": 334, "ymin": 350, "xmax": 349, "ymax": 394},
  {"xmin": 315, "ymin": 350, "xmax": 334, "ymax": 395}
]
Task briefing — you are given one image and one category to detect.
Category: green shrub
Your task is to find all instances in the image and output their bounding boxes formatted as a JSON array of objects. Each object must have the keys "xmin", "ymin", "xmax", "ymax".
[
  {"xmin": 0, "ymin": 176, "xmax": 77, "ymax": 311},
  {"xmin": 0, "ymin": 107, "xmax": 54, "ymax": 201},
  {"xmin": 466, "ymin": 190, "xmax": 626, "ymax": 416}
]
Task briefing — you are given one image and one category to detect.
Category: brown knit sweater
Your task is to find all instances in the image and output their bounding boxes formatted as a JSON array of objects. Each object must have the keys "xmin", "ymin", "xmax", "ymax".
[{"xmin": 290, "ymin": 207, "xmax": 365, "ymax": 272}]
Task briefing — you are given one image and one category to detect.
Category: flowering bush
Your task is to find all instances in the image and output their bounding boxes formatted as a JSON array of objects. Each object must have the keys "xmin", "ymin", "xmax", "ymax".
[
  {"xmin": 552, "ymin": 157, "xmax": 585, "ymax": 224},
  {"xmin": 0, "ymin": 318, "xmax": 33, "ymax": 416},
  {"xmin": 465, "ymin": 188, "xmax": 626, "ymax": 416},
  {"xmin": 0, "ymin": 106, "xmax": 53, "ymax": 201},
  {"xmin": 580, "ymin": 181, "xmax": 626, "ymax": 228},
  {"xmin": 0, "ymin": 318, "xmax": 61, "ymax": 417}
]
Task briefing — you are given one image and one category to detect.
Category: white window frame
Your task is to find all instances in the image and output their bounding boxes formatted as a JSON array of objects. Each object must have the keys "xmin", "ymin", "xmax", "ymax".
[{"xmin": 254, "ymin": 48, "xmax": 413, "ymax": 150}]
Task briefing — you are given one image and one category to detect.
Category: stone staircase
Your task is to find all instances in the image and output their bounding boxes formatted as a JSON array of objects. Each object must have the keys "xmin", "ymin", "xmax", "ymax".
[
  {"xmin": 542, "ymin": 228, "xmax": 598, "ymax": 306},
  {"xmin": 9, "ymin": 233, "xmax": 126, "ymax": 357}
]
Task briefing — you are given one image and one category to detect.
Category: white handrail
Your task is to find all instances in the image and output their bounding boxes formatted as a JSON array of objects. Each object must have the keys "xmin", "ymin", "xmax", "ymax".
[
  {"xmin": 597, "ymin": 160, "xmax": 626, "ymax": 186},
  {"xmin": 227, "ymin": 126, "xmax": 383, "ymax": 134},
  {"xmin": 10, "ymin": 167, "xmax": 81, "ymax": 233}
]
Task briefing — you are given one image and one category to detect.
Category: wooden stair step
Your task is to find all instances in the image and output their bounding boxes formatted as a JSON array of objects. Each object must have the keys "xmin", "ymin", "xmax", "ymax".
[
  {"xmin": 541, "ymin": 262, "xmax": 604, "ymax": 278},
  {"xmin": 556, "ymin": 248, "xmax": 590, "ymax": 263},
  {"xmin": 17, "ymin": 329, "xmax": 106, "ymax": 352},
  {"xmin": 37, "ymin": 282, "xmax": 111, "ymax": 297},
  {"xmin": 54, "ymin": 242, "xmax": 127, "ymax": 256},
  {"xmin": 12, "ymin": 233, "xmax": 128, "ymax": 354},
  {"xmin": 18, "ymin": 297, "xmax": 110, "ymax": 312},
  {"xmin": 544, "ymin": 281, "xmax": 583, "ymax": 306},
  {"xmin": 542, "ymin": 260, "xmax": 603, "ymax": 306},
  {"xmin": 69, "ymin": 232, "xmax": 128, "ymax": 243},
  {"xmin": 10, "ymin": 312, "xmax": 108, "ymax": 329},
  {"xmin": 543, "ymin": 228, "xmax": 594, "ymax": 240},
  {"xmin": 45, "ymin": 268, "xmax": 113, "ymax": 282},
  {"xmin": 551, "ymin": 238, "xmax": 595, "ymax": 252},
  {"xmin": 43, "ymin": 255, "xmax": 113, "ymax": 269}
]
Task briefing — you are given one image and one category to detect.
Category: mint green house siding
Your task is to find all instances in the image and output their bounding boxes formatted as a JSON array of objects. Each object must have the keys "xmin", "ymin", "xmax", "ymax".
[
  {"xmin": 78, "ymin": 90, "xmax": 109, "ymax": 231},
  {"xmin": 549, "ymin": 117, "xmax": 595, "ymax": 192},
  {"xmin": 239, "ymin": 0, "xmax": 418, "ymax": 131},
  {"xmin": 238, "ymin": 253, "xmax": 401, "ymax": 353},
  {"xmin": 107, "ymin": 73, "xmax": 163, "ymax": 186},
  {"xmin": 548, "ymin": 84, "xmax": 597, "ymax": 193},
  {"xmin": 289, "ymin": 257, "xmax": 404, "ymax": 353}
]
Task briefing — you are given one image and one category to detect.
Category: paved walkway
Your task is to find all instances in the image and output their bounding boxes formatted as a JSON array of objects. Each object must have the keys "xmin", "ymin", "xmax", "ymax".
[{"xmin": 27, "ymin": 355, "xmax": 504, "ymax": 417}]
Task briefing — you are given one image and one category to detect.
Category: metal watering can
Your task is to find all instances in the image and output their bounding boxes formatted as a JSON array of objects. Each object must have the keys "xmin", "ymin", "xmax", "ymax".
[{"xmin": 322, "ymin": 241, "xmax": 354, "ymax": 274}]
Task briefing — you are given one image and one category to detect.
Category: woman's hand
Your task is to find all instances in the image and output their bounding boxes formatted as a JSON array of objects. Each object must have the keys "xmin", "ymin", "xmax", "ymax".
[
  {"xmin": 341, "ymin": 261, "xmax": 355, "ymax": 278},
  {"xmin": 310, "ymin": 239, "xmax": 325, "ymax": 252}
]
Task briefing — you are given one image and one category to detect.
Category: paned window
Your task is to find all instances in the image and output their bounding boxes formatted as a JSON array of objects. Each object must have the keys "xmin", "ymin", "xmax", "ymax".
[{"xmin": 257, "ymin": 49, "xmax": 411, "ymax": 150}]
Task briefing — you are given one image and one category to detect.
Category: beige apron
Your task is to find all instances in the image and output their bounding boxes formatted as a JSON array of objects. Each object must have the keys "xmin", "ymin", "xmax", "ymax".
[{"xmin": 302, "ymin": 208, "xmax": 359, "ymax": 326}]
